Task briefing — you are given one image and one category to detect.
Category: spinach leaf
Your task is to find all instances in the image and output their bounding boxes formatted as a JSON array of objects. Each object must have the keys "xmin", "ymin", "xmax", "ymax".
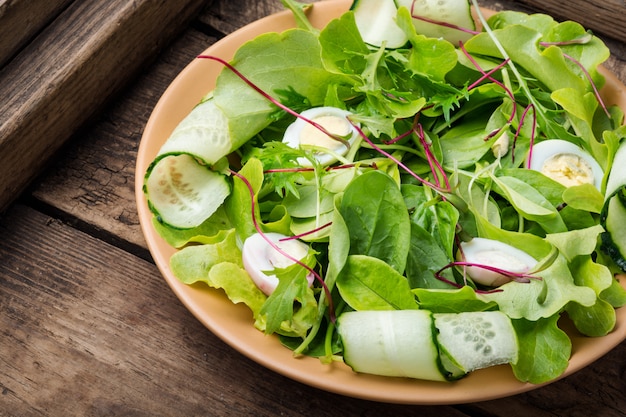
[
  {"xmin": 339, "ymin": 170, "xmax": 411, "ymax": 274},
  {"xmin": 336, "ymin": 255, "xmax": 418, "ymax": 311}
]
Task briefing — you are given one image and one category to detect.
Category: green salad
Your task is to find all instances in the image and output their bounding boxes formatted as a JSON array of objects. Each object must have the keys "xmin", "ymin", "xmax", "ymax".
[{"xmin": 143, "ymin": 0, "xmax": 626, "ymax": 384}]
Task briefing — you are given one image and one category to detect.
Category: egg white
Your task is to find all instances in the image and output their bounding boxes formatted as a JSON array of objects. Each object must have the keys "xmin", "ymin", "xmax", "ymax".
[
  {"xmin": 242, "ymin": 232, "xmax": 313, "ymax": 296},
  {"xmin": 459, "ymin": 238, "xmax": 538, "ymax": 287},
  {"xmin": 528, "ymin": 139, "xmax": 603, "ymax": 189},
  {"xmin": 282, "ymin": 107, "xmax": 360, "ymax": 166}
]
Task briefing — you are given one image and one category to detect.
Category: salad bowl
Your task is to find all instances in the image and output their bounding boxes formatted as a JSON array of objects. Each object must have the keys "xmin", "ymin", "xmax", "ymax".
[{"xmin": 135, "ymin": 0, "xmax": 626, "ymax": 404}]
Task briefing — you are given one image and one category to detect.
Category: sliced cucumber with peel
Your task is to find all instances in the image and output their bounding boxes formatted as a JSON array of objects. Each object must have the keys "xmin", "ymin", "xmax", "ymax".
[
  {"xmin": 351, "ymin": 0, "xmax": 409, "ymax": 48},
  {"xmin": 337, "ymin": 309, "xmax": 518, "ymax": 381},
  {"xmin": 338, "ymin": 310, "xmax": 448, "ymax": 381},
  {"xmin": 434, "ymin": 311, "xmax": 518, "ymax": 374},
  {"xmin": 396, "ymin": 0, "xmax": 475, "ymax": 45},
  {"xmin": 350, "ymin": 0, "xmax": 475, "ymax": 49},
  {"xmin": 157, "ymin": 97, "xmax": 232, "ymax": 165},
  {"xmin": 144, "ymin": 96, "xmax": 239, "ymax": 229},
  {"xmin": 601, "ymin": 141, "xmax": 626, "ymax": 270},
  {"xmin": 144, "ymin": 154, "xmax": 231, "ymax": 229}
]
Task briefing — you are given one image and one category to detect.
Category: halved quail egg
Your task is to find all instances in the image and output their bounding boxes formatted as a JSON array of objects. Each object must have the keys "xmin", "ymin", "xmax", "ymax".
[
  {"xmin": 527, "ymin": 139, "xmax": 603, "ymax": 189},
  {"xmin": 458, "ymin": 237, "xmax": 538, "ymax": 287},
  {"xmin": 282, "ymin": 106, "xmax": 360, "ymax": 166},
  {"xmin": 242, "ymin": 232, "xmax": 314, "ymax": 296}
]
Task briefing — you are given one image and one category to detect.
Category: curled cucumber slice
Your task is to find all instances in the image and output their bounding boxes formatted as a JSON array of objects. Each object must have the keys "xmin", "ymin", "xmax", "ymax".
[
  {"xmin": 338, "ymin": 310, "xmax": 447, "ymax": 381},
  {"xmin": 337, "ymin": 309, "xmax": 518, "ymax": 381},
  {"xmin": 144, "ymin": 96, "xmax": 244, "ymax": 229},
  {"xmin": 145, "ymin": 154, "xmax": 230, "ymax": 229},
  {"xmin": 601, "ymin": 141, "xmax": 626, "ymax": 270}
]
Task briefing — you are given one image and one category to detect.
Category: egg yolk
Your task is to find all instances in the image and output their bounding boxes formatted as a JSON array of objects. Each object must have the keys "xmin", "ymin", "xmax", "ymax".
[
  {"xmin": 541, "ymin": 153, "xmax": 595, "ymax": 187},
  {"xmin": 298, "ymin": 115, "xmax": 352, "ymax": 150}
]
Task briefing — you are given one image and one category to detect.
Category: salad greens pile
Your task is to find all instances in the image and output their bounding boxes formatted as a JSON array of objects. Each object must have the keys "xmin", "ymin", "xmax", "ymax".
[{"xmin": 145, "ymin": 0, "xmax": 626, "ymax": 384}]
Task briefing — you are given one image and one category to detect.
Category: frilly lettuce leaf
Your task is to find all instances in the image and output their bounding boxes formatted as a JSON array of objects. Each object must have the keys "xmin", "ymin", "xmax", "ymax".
[
  {"xmin": 260, "ymin": 251, "xmax": 319, "ymax": 337},
  {"xmin": 481, "ymin": 254, "xmax": 596, "ymax": 321},
  {"xmin": 511, "ymin": 315, "xmax": 571, "ymax": 384},
  {"xmin": 170, "ymin": 229, "xmax": 267, "ymax": 321},
  {"xmin": 170, "ymin": 226, "xmax": 318, "ymax": 337},
  {"xmin": 151, "ymin": 206, "xmax": 232, "ymax": 248}
]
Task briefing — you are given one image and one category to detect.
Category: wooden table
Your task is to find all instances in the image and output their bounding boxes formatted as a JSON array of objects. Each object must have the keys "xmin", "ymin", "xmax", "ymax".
[{"xmin": 2, "ymin": 0, "xmax": 626, "ymax": 415}]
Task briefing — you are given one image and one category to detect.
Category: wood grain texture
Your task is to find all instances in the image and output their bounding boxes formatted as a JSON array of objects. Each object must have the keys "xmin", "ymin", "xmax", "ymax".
[
  {"xmin": 0, "ymin": 0, "xmax": 210, "ymax": 214},
  {"xmin": 518, "ymin": 0, "xmax": 626, "ymax": 44},
  {"xmin": 0, "ymin": 0, "xmax": 72, "ymax": 68},
  {"xmin": 31, "ymin": 29, "xmax": 217, "ymax": 252},
  {"xmin": 197, "ymin": 0, "xmax": 302, "ymax": 35}
]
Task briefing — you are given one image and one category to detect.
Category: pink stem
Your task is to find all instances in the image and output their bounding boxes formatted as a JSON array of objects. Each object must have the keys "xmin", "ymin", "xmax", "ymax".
[
  {"xmin": 229, "ymin": 169, "xmax": 335, "ymax": 320},
  {"xmin": 350, "ymin": 122, "xmax": 450, "ymax": 193},
  {"xmin": 409, "ymin": 0, "xmax": 480, "ymax": 46},
  {"xmin": 197, "ymin": 54, "xmax": 351, "ymax": 148}
]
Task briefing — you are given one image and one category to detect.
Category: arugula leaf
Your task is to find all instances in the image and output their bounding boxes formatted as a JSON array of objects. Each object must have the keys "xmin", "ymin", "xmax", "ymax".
[
  {"xmin": 250, "ymin": 141, "xmax": 310, "ymax": 198},
  {"xmin": 260, "ymin": 256, "xmax": 318, "ymax": 337}
]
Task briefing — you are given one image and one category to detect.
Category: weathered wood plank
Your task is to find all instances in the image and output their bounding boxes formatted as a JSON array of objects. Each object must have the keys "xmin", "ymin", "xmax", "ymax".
[
  {"xmin": 197, "ymin": 0, "xmax": 315, "ymax": 35},
  {"xmin": 0, "ymin": 204, "xmax": 471, "ymax": 416},
  {"xmin": 518, "ymin": 0, "xmax": 626, "ymax": 44},
  {"xmin": 30, "ymin": 29, "xmax": 217, "ymax": 251},
  {"xmin": 0, "ymin": 0, "xmax": 211, "ymax": 214},
  {"xmin": 0, "ymin": 0, "xmax": 72, "ymax": 68},
  {"xmin": 469, "ymin": 343, "xmax": 626, "ymax": 416}
]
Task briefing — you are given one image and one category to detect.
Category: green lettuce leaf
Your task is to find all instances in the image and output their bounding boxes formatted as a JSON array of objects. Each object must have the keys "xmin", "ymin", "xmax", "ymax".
[
  {"xmin": 511, "ymin": 315, "xmax": 571, "ymax": 384},
  {"xmin": 214, "ymin": 29, "xmax": 351, "ymax": 146}
]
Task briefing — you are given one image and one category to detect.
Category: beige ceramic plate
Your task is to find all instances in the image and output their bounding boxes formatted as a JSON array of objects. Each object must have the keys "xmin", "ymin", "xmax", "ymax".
[{"xmin": 135, "ymin": 0, "xmax": 626, "ymax": 405}]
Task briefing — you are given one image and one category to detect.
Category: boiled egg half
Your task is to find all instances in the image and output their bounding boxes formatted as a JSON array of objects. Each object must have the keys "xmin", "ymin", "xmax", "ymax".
[
  {"xmin": 282, "ymin": 107, "xmax": 360, "ymax": 166},
  {"xmin": 242, "ymin": 232, "xmax": 314, "ymax": 296},
  {"xmin": 527, "ymin": 139, "xmax": 603, "ymax": 189},
  {"xmin": 459, "ymin": 237, "xmax": 538, "ymax": 287}
]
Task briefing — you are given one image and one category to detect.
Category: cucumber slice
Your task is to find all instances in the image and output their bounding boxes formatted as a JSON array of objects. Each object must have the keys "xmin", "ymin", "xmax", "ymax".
[
  {"xmin": 351, "ymin": 0, "xmax": 409, "ymax": 48},
  {"xmin": 338, "ymin": 310, "xmax": 447, "ymax": 381},
  {"xmin": 601, "ymin": 187, "xmax": 626, "ymax": 270},
  {"xmin": 158, "ymin": 97, "xmax": 232, "ymax": 165},
  {"xmin": 144, "ymin": 96, "xmax": 237, "ymax": 229},
  {"xmin": 434, "ymin": 311, "xmax": 518, "ymax": 374},
  {"xmin": 395, "ymin": 0, "xmax": 475, "ymax": 45},
  {"xmin": 601, "ymin": 141, "xmax": 626, "ymax": 270},
  {"xmin": 144, "ymin": 154, "xmax": 230, "ymax": 229}
]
